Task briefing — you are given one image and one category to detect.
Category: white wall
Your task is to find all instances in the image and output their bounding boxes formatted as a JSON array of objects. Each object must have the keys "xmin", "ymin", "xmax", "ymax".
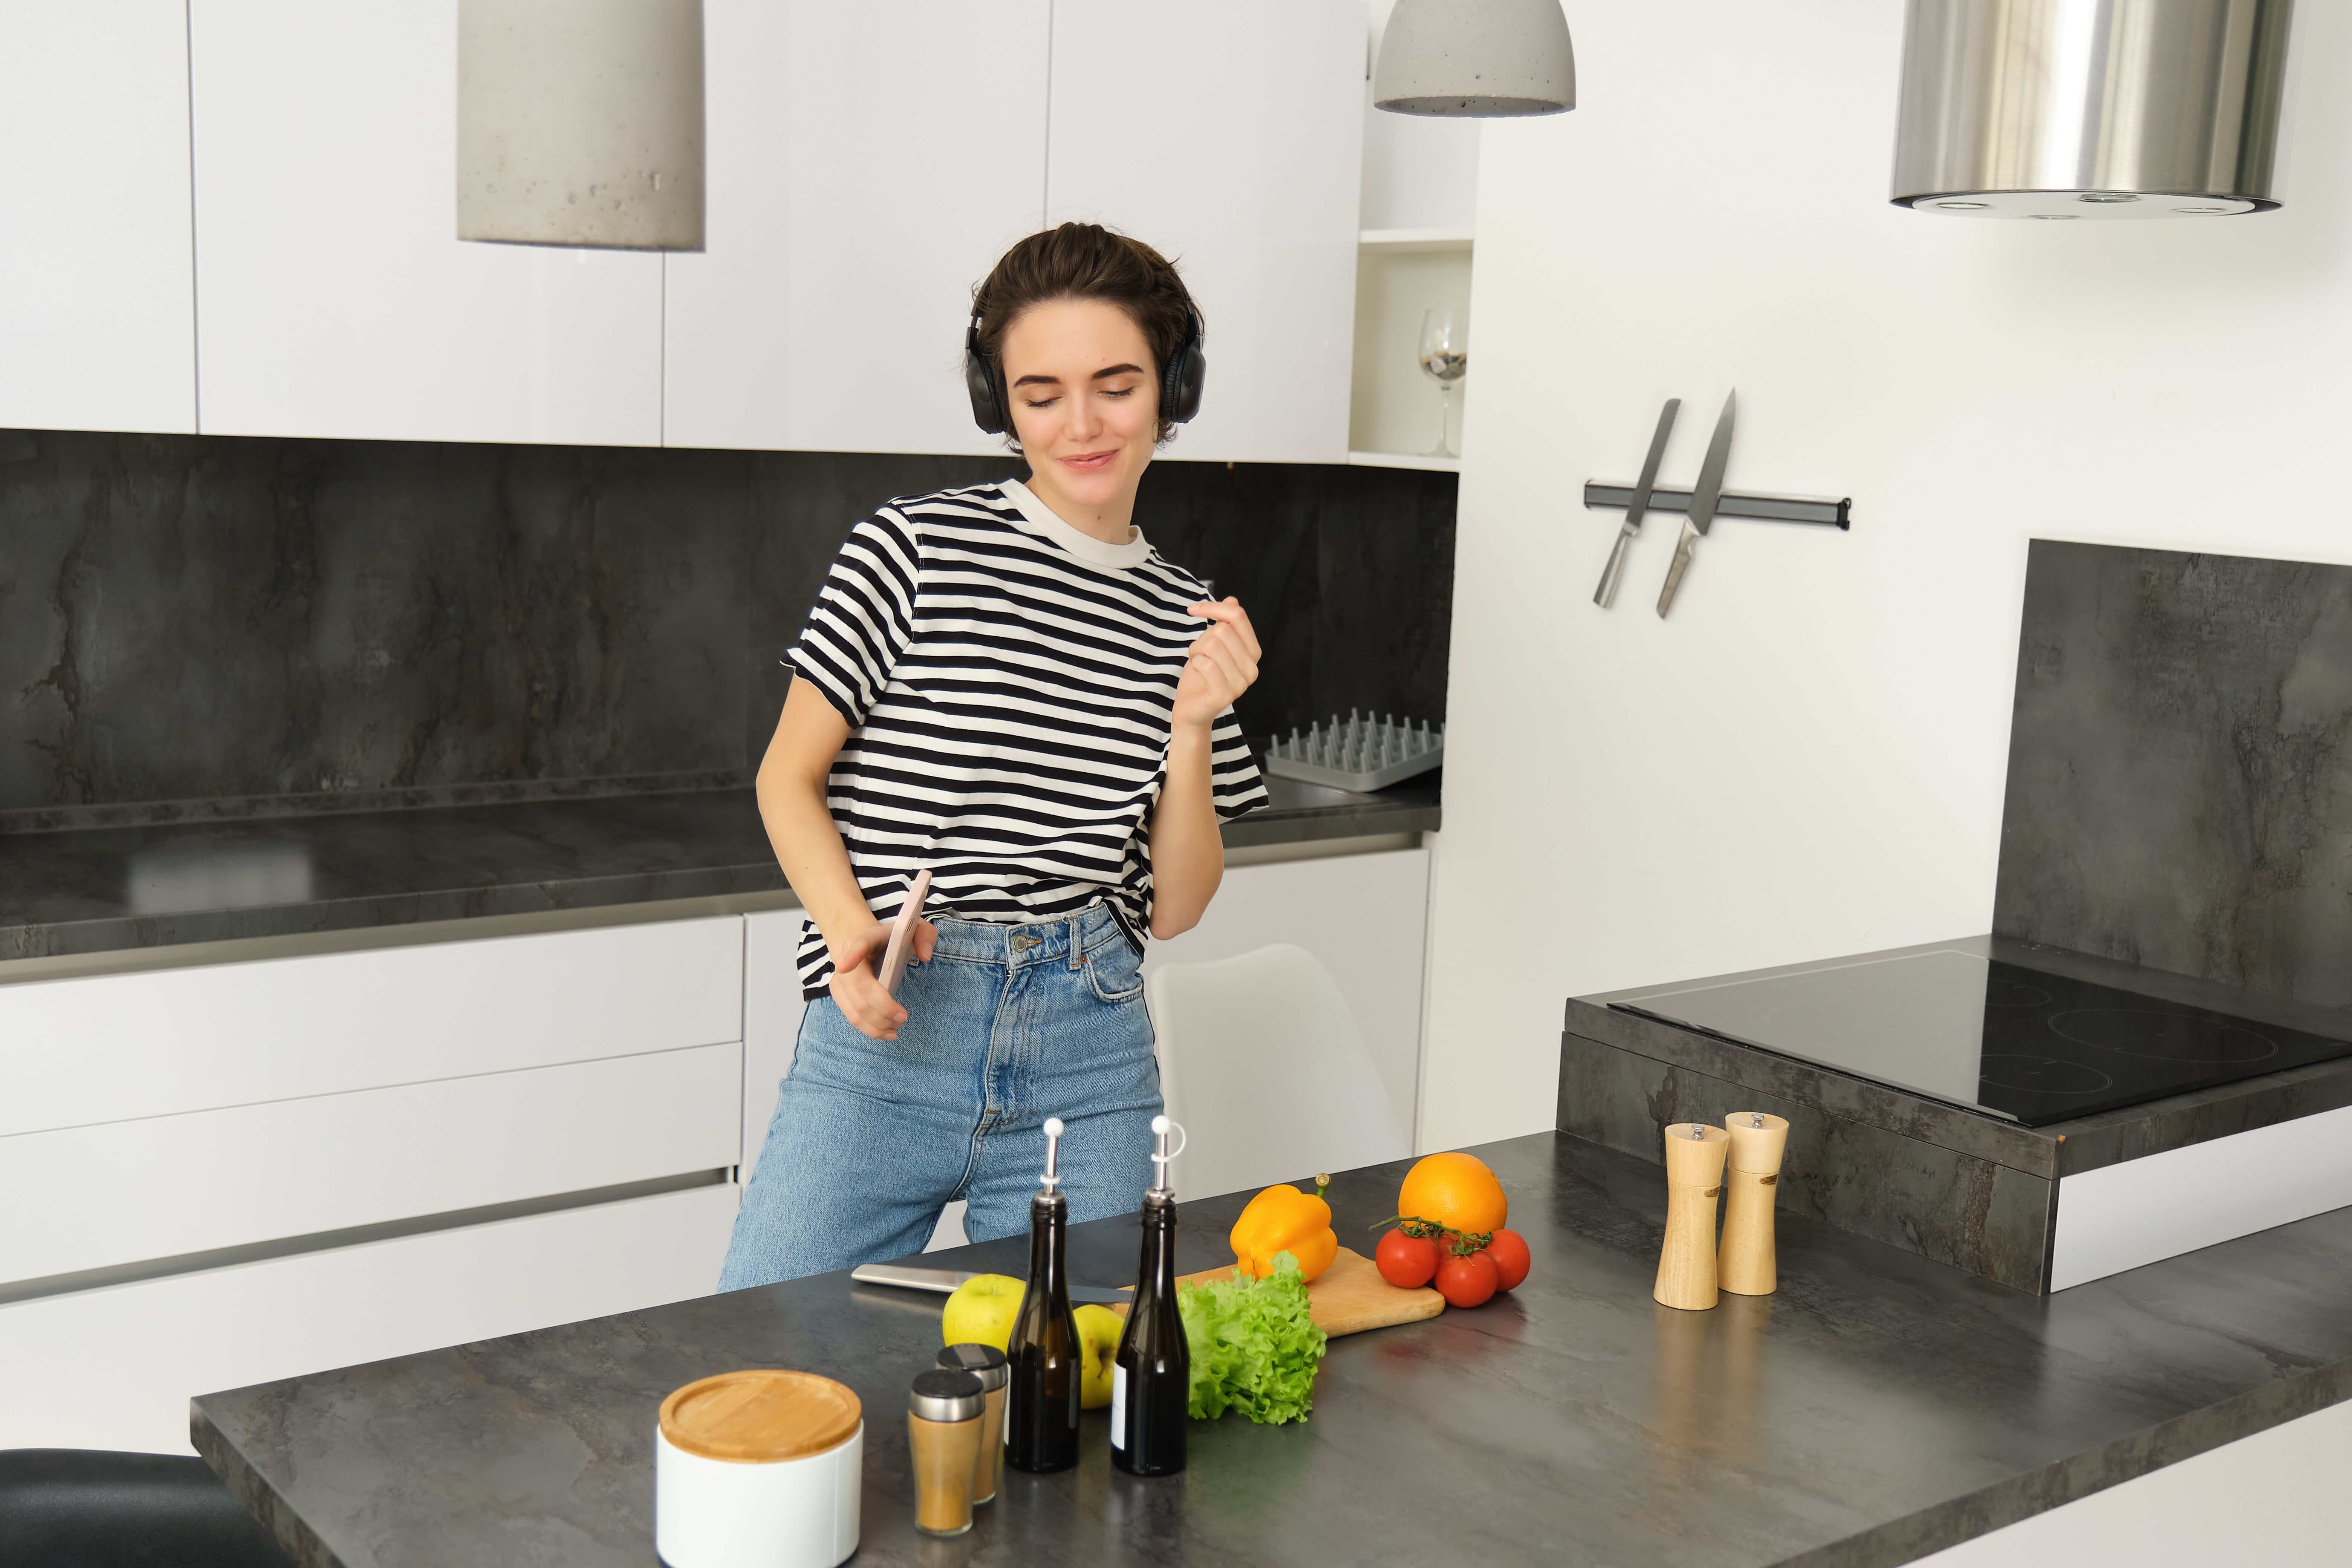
[{"xmin": 1421, "ymin": 2, "xmax": 2352, "ymax": 1150}]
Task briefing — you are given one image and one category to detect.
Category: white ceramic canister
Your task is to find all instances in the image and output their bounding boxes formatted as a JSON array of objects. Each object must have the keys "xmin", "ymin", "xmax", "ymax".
[{"xmin": 654, "ymin": 1369, "xmax": 863, "ymax": 1568}]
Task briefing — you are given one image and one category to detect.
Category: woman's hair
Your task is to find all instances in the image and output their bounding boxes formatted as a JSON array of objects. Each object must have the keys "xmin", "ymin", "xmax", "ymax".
[{"xmin": 971, "ymin": 222, "xmax": 1199, "ymax": 444}]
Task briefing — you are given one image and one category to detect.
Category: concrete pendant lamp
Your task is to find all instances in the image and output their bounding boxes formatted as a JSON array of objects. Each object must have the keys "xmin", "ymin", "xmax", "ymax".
[
  {"xmin": 1374, "ymin": 0, "xmax": 1576, "ymax": 118},
  {"xmin": 456, "ymin": 0, "xmax": 706, "ymax": 250}
]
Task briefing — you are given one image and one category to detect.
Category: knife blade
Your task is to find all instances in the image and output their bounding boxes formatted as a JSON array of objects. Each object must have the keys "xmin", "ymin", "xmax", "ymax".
[
  {"xmin": 1593, "ymin": 397, "xmax": 1680, "ymax": 609},
  {"xmin": 850, "ymin": 1262, "xmax": 1130, "ymax": 1306},
  {"xmin": 1655, "ymin": 388, "xmax": 1737, "ymax": 618}
]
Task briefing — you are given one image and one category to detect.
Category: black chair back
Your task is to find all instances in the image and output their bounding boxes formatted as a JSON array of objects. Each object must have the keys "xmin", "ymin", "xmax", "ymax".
[{"xmin": 0, "ymin": 1449, "xmax": 291, "ymax": 1567}]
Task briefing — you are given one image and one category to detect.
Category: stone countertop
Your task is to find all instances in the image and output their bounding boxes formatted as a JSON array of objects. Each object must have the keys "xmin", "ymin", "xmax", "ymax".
[
  {"xmin": 0, "ymin": 774, "xmax": 1438, "ymax": 962},
  {"xmin": 192, "ymin": 1130, "xmax": 2352, "ymax": 1568}
]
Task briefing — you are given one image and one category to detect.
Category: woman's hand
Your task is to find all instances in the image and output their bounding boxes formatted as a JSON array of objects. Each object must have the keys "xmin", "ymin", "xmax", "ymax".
[
  {"xmin": 825, "ymin": 916, "xmax": 939, "ymax": 1041},
  {"xmin": 1173, "ymin": 597, "xmax": 1261, "ymax": 732}
]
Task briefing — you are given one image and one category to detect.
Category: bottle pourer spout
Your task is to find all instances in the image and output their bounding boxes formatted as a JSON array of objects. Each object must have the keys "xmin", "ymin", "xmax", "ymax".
[
  {"xmin": 1147, "ymin": 1114, "xmax": 1186, "ymax": 1197},
  {"xmin": 1040, "ymin": 1116, "xmax": 1066, "ymax": 1193}
]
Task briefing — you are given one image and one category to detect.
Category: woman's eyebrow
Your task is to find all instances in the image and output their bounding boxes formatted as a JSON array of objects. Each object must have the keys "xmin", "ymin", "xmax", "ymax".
[{"xmin": 1091, "ymin": 363, "xmax": 1145, "ymax": 380}]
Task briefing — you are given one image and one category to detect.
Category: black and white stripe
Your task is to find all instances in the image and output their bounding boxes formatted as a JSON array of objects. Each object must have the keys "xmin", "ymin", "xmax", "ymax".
[{"xmin": 787, "ymin": 479, "xmax": 1266, "ymax": 992}]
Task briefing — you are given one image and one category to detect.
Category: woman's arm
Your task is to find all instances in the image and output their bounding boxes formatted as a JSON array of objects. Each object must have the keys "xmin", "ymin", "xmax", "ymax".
[
  {"xmin": 1147, "ymin": 598, "xmax": 1262, "ymax": 939},
  {"xmin": 757, "ymin": 678, "xmax": 934, "ymax": 1040}
]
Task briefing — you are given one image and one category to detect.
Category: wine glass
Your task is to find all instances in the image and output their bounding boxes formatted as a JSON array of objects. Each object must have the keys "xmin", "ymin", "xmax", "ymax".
[{"xmin": 1417, "ymin": 309, "xmax": 1467, "ymax": 458}]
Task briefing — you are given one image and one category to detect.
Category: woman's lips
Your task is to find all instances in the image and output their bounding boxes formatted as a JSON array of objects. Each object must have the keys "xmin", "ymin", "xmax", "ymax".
[{"xmin": 1059, "ymin": 450, "xmax": 1118, "ymax": 473}]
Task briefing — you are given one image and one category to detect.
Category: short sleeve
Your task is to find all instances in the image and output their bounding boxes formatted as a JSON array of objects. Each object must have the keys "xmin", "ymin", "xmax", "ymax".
[
  {"xmin": 787, "ymin": 511, "xmax": 921, "ymax": 730},
  {"xmin": 1207, "ymin": 706, "xmax": 1269, "ymax": 822}
]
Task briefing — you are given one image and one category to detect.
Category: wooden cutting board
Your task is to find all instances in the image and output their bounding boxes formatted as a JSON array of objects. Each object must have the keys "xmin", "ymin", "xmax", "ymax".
[{"xmin": 1114, "ymin": 1246, "xmax": 1444, "ymax": 1338}]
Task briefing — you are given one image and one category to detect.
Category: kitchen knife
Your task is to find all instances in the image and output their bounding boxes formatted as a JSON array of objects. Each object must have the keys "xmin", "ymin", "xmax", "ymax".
[
  {"xmin": 1655, "ymin": 388, "xmax": 1737, "ymax": 618},
  {"xmin": 1593, "ymin": 397, "xmax": 1681, "ymax": 608},
  {"xmin": 850, "ymin": 1262, "xmax": 1131, "ymax": 1306}
]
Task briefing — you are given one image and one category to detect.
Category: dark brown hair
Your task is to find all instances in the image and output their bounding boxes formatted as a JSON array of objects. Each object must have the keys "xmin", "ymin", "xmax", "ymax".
[{"xmin": 972, "ymin": 222, "xmax": 1200, "ymax": 443}]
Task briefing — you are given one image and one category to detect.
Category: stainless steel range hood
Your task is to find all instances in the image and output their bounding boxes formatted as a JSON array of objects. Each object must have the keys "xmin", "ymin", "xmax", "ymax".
[{"xmin": 1891, "ymin": 0, "xmax": 2295, "ymax": 219}]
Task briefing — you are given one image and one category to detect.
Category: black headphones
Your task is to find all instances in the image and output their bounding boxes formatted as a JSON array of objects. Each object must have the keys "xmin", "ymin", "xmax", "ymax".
[{"xmin": 964, "ymin": 301, "xmax": 1207, "ymax": 436}]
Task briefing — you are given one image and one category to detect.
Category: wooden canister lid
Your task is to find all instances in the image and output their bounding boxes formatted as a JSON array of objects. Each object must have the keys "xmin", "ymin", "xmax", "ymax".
[{"xmin": 659, "ymin": 1370, "xmax": 862, "ymax": 1464}]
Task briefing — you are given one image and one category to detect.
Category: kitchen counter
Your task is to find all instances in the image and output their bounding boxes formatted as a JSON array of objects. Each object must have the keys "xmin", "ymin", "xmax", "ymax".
[
  {"xmin": 0, "ymin": 774, "xmax": 1438, "ymax": 962},
  {"xmin": 192, "ymin": 1129, "xmax": 2352, "ymax": 1568}
]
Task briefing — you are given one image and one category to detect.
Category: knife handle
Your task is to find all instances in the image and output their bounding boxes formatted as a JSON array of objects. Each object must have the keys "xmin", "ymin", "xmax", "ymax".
[
  {"xmin": 1594, "ymin": 527, "xmax": 1636, "ymax": 609},
  {"xmin": 1655, "ymin": 530, "xmax": 1697, "ymax": 618}
]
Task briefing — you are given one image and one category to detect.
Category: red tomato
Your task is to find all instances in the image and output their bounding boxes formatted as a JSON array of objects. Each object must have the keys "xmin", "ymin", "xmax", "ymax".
[
  {"xmin": 1483, "ymin": 1228, "xmax": 1531, "ymax": 1292},
  {"xmin": 1375, "ymin": 1227, "xmax": 1440, "ymax": 1288},
  {"xmin": 1435, "ymin": 1250, "xmax": 1499, "ymax": 1308}
]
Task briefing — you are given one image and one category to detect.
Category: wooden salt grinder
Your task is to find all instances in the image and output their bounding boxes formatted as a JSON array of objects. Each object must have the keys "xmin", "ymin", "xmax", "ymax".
[
  {"xmin": 1654, "ymin": 1122, "xmax": 1730, "ymax": 1311},
  {"xmin": 1718, "ymin": 1112, "xmax": 1790, "ymax": 1297}
]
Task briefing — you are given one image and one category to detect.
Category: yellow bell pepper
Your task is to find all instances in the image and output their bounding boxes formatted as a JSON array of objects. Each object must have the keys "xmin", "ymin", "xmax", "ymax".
[{"xmin": 1228, "ymin": 1175, "xmax": 1338, "ymax": 1283}]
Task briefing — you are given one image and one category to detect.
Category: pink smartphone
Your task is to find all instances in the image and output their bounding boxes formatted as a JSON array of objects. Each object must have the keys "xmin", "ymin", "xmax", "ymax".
[{"xmin": 875, "ymin": 869, "xmax": 931, "ymax": 998}]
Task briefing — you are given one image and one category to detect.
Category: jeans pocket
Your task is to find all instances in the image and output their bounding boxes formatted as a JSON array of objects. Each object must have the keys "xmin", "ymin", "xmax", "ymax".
[{"xmin": 1083, "ymin": 938, "xmax": 1146, "ymax": 1004}]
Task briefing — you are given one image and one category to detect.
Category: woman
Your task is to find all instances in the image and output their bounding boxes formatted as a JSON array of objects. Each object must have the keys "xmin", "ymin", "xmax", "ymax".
[{"xmin": 719, "ymin": 223, "xmax": 1267, "ymax": 1288}]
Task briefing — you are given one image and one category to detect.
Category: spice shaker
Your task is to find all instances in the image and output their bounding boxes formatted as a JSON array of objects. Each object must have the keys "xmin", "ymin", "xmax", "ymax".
[
  {"xmin": 935, "ymin": 1343, "xmax": 1009, "ymax": 1504},
  {"xmin": 1717, "ymin": 1112, "xmax": 1789, "ymax": 1297},
  {"xmin": 906, "ymin": 1368, "xmax": 987, "ymax": 1538},
  {"xmin": 1653, "ymin": 1121, "xmax": 1729, "ymax": 1311}
]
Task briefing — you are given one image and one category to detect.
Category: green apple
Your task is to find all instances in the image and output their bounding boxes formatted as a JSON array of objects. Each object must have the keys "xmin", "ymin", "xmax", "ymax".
[
  {"xmin": 941, "ymin": 1274, "xmax": 1024, "ymax": 1351},
  {"xmin": 1074, "ymin": 1303, "xmax": 1122, "ymax": 1410}
]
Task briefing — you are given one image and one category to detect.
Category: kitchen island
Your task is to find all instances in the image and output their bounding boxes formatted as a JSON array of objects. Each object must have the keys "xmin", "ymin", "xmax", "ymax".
[{"xmin": 192, "ymin": 1130, "xmax": 2352, "ymax": 1568}]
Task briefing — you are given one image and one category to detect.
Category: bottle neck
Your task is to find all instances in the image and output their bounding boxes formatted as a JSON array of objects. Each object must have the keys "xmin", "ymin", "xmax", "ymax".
[
  {"xmin": 1138, "ymin": 1193, "xmax": 1178, "ymax": 1296},
  {"xmin": 1028, "ymin": 1191, "xmax": 1066, "ymax": 1284}
]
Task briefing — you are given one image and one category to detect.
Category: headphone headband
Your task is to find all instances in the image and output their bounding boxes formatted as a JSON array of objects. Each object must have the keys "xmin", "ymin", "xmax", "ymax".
[{"xmin": 964, "ymin": 302, "xmax": 1206, "ymax": 437}]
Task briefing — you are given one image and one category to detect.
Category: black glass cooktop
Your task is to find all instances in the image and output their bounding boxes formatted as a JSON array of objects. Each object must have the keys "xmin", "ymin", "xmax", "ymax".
[{"xmin": 1611, "ymin": 949, "xmax": 2352, "ymax": 1127}]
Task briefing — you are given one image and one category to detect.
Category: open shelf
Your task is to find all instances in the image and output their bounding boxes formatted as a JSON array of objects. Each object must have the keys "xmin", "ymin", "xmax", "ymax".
[
  {"xmin": 1358, "ymin": 227, "xmax": 1475, "ymax": 254},
  {"xmin": 1348, "ymin": 450, "xmax": 1460, "ymax": 473}
]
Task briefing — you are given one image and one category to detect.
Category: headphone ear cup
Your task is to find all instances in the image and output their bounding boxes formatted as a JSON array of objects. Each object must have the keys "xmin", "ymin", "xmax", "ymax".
[
  {"xmin": 965, "ymin": 343, "xmax": 1006, "ymax": 436},
  {"xmin": 1161, "ymin": 319, "xmax": 1207, "ymax": 425}
]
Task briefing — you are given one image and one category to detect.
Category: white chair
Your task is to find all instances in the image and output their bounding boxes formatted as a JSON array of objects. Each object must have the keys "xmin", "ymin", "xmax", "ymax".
[{"xmin": 1145, "ymin": 943, "xmax": 1412, "ymax": 1202}]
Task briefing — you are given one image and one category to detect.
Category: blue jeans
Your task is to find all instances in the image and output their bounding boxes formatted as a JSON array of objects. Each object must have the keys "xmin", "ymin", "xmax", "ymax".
[{"xmin": 719, "ymin": 902, "xmax": 1162, "ymax": 1289}]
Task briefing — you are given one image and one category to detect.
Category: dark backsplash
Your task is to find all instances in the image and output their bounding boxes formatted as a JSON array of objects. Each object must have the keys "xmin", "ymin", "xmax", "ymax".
[
  {"xmin": 0, "ymin": 428, "xmax": 1453, "ymax": 826},
  {"xmin": 1994, "ymin": 539, "xmax": 2352, "ymax": 1011}
]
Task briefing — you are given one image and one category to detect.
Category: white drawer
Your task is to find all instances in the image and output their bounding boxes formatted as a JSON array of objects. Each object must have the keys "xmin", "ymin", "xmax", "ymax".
[
  {"xmin": 0, "ymin": 914, "xmax": 744, "ymax": 1136},
  {"xmin": 0, "ymin": 1041, "xmax": 741, "ymax": 1288},
  {"xmin": 0, "ymin": 1182, "xmax": 740, "ymax": 1454}
]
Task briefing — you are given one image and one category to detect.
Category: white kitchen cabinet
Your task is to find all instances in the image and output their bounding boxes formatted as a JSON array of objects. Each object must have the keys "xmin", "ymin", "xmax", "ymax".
[
  {"xmin": 3, "ymin": 1042, "xmax": 740, "ymax": 1287},
  {"xmin": 663, "ymin": 0, "xmax": 1049, "ymax": 455},
  {"xmin": 0, "ymin": 915, "xmax": 744, "ymax": 1140},
  {"xmin": 1145, "ymin": 846, "xmax": 1431, "ymax": 1195},
  {"xmin": 0, "ymin": 1182, "xmax": 738, "ymax": 1455},
  {"xmin": 0, "ymin": 2, "xmax": 196, "ymax": 434},
  {"xmin": 1046, "ymin": 0, "xmax": 1364, "ymax": 466},
  {"xmin": 187, "ymin": 0, "xmax": 662, "ymax": 445}
]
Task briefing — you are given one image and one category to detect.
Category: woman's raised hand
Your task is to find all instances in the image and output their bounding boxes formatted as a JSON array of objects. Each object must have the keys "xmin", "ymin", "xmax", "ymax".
[
  {"xmin": 1174, "ymin": 597, "xmax": 1261, "ymax": 732},
  {"xmin": 827, "ymin": 917, "xmax": 939, "ymax": 1041}
]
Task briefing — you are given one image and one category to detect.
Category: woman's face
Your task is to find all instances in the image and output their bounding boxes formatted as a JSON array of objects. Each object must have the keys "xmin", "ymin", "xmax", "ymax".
[{"xmin": 999, "ymin": 297, "xmax": 1159, "ymax": 516}]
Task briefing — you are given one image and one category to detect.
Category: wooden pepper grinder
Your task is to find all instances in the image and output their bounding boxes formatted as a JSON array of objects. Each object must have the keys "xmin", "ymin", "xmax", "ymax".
[
  {"xmin": 1718, "ymin": 1111, "xmax": 1789, "ymax": 1297},
  {"xmin": 1654, "ymin": 1122, "xmax": 1730, "ymax": 1311}
]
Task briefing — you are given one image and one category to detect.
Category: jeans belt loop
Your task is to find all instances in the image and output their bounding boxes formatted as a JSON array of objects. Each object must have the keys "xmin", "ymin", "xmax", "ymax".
[{"xmin": 1067, "ymin": 909, "xmax": 1085, "ymax": 970}]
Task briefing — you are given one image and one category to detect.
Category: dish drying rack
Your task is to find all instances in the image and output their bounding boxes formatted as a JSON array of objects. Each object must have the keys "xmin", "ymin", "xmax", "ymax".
[{"xmin": 1263, "ymin": 711, "xmax": 1444, "ymax": 792}]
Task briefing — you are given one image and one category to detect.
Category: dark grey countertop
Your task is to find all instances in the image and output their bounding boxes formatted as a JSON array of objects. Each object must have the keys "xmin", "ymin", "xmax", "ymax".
[
  {"xmin": 0, "ymin": 773, "xmax": 1438, "ymax": 962},
  {"xmin": 193, "ymin": 1130, "xmax": 2352, "ymax": 1568}
]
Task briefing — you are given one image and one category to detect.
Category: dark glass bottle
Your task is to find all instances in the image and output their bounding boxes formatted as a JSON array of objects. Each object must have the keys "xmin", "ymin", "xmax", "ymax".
[
  {"xmin": 1004, "ymin": 1117, "xmax": 1080, "ymax": 1474},
  {"xmin": 1112, "ymin": 1151, "xmax": 1188, "ymax": 1475}
]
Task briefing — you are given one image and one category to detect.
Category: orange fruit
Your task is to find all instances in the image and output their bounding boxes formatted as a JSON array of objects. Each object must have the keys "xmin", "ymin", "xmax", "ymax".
[{"xmin": 1396, "ymin": 1152, "xmax": 1507, "ymax": 1237}]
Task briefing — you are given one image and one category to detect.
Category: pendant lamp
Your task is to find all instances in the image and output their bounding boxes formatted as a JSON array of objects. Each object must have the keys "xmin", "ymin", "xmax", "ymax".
[
  {"xmin": 1892, "ymin": 0, "xmax": 2294, "ymax": 219},
  {"xmin": 1374, "ymin": 0, "xmax": 1576, "ymax": 118},
  {"xmin": 456, "ymin": 0, "xmax": 706, "ymax": 250}
]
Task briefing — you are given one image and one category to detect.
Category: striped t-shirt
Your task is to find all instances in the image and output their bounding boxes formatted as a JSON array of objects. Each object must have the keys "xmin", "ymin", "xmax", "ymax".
[{"xmin": 786, "ymin": 478, "xmax": 1267, "ymax": 992}]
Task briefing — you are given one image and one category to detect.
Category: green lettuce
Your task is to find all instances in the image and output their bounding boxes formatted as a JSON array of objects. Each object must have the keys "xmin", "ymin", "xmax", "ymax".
[{"xmin": 1176, "ymin": 1251, "xmax": 1328, "ymax": 1424}]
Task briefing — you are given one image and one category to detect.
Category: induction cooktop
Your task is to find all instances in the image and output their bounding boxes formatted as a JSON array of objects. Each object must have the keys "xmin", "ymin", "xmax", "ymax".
[{"xmin": 1611, "ymin": 949, "xmax": 2352, "ymax": 1127}]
